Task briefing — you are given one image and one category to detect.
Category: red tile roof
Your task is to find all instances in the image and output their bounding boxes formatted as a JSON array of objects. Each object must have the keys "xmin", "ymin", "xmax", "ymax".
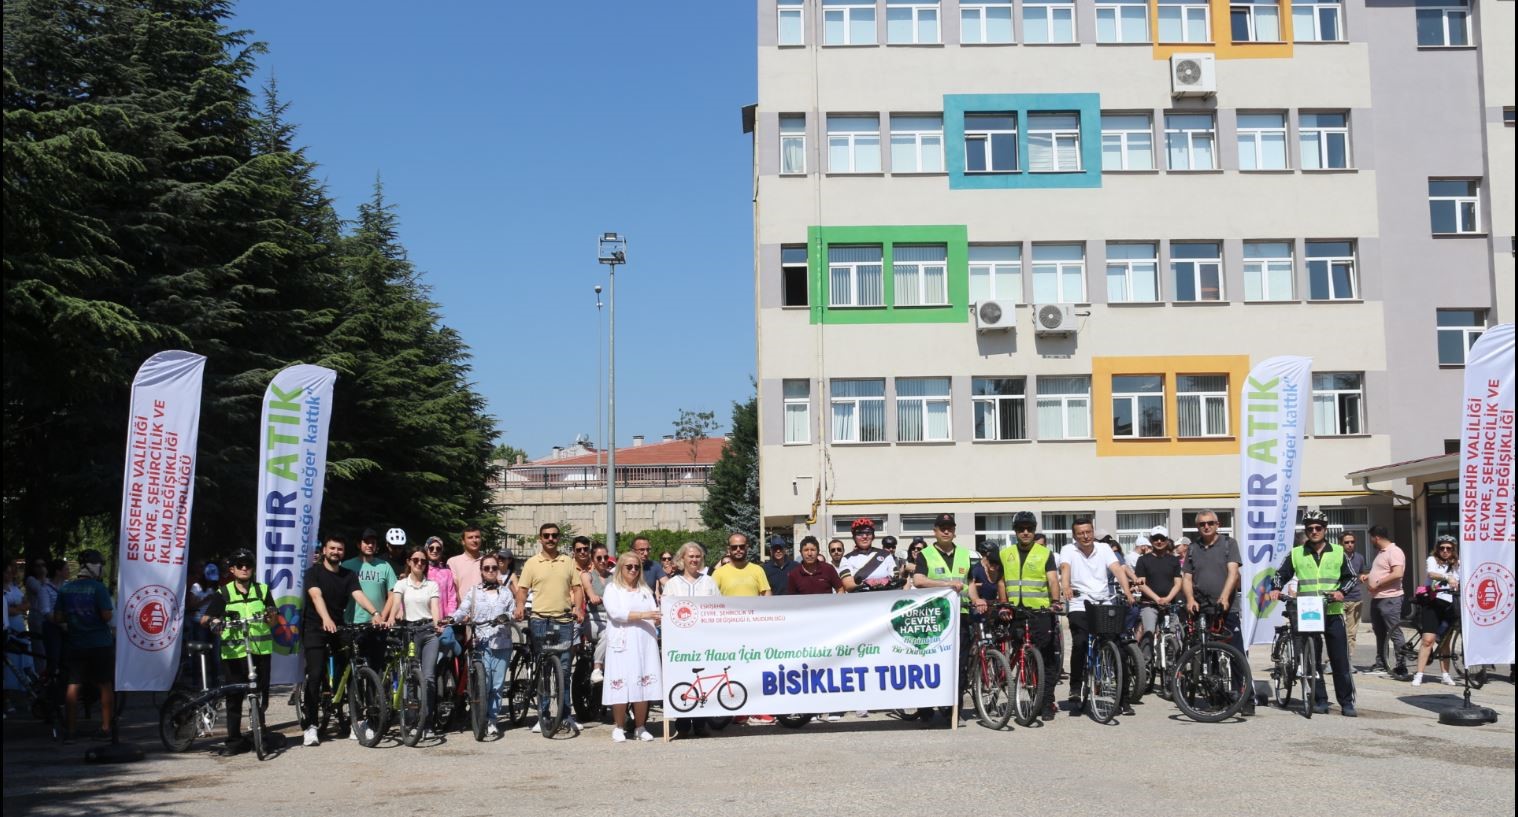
[{"xmin": 543, "ymin": 437, "xmax": 727, "ymax": 466}]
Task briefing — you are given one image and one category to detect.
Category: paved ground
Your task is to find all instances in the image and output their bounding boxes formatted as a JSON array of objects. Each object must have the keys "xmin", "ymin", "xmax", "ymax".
[{"xmin": 4, "ymin": 634, "xmax": 1514, "ymax": 817}]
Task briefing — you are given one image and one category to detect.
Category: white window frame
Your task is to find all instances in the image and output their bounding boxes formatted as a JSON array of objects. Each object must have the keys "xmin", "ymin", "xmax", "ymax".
[
  {"xmin": 889, "ymin": 115, "xmax": 944, "ymax": 173},
  {"xmin": 1165, "ymin": 114, "xmax": 1217, "ymax": 171},
  {"xmin": 1312, "ymin": 373, "xmax": 1364, "ymax": 437},
  {"xmin": 900, "ymin": 514, "xmax": 939, "ymax": 537},
  {"xmin": 1023, "ymin": 0, "xmax": 1077, "ymax": 44},
  {"xmin": 975, "ymin": 513, "xmax": 1017, "ymax": 551},
  {"xmin": 960, "ymin": 0, "xmax": 1014, "ymax": 43},
  {"xmin": 972, "ymin": 377, "xmax": 1028, "ymax": 441},
  {"xmin": 1230, "ymin": 0, "xmax": 1283, "ymax": 42},
  {"xmin": 896, "ymin": 377, "xmax": 952, "ymax": 443},
  {"xmin": 1416, "ymin": 0, "xmax": 1470, "ymax": 48},
  {"xmin": 1429, "ymin": 179, "xmax": 1481, "ymax": 235},
  {"xmin": 1170, "ymin": 243, "xmax": 1224, "ymax": 302},
  {"xmin": 1036, "ymin": 376, "xmax": 1093, "ymax": 441},
  {"xmin": 827, "ymin": 116, "xmax": 881, "ymax": 174},
  {"xmin": 778, "ymin": 0, "xmax": 806, "ymax": 46},
  {"xmin": 1237, "ymin": 112, "xmax": 1289, "ymax": 171},
  {"xmin": 1031, "ymin": 244, "xmax": 1086, "ymax": 303},
  {"xmin": 1105, "ymin": 243, "xmax": 1159, "ymax": 303},
  {"xmin": 830, "ymin": 379, "xmax": 887, "ymax": 443},
  {"xmin": 1112, "ymin": 375, "xmax": 1167, "ymax": 439},
  {"xmin": 892, "ymin": 245, "xmax": 949, "ymax": 307},
  {"xmin": 783, "ymin": 379, "xmax": 811, "ymax": 444},
  {"xmin": 887, "ymin": 1, "xmax": 941, "ymax": 44},
  {"xmin": 1292, "ymin": 0, "xmax": 1343, "ymax": 42},
  {"xmin": 1117, "ymin": 510, "xmax": 1171, "ymax": 554},
  {"xmin": 1096, "ymin": 0, "xmax": 1151, "ymax": 43},
  {"xmin": 828, "ymin": 246, "xmax": 884, "ymax": 307},
  {"xmin": 1305, "ymin": 240, "xmax": 1357, "ymax": 301},
  {"xmin": 780, "ymin": 115, "xmax": 807, "ymax": 175},
  {"xmin": 1299, "ymin": 112, "xmax": 1350, "ymax": 170},
  {"xmin": 1436, "ymin": 309, "xmax": 1487, "ymax": 366},
  {"xmin": 1243, "ymin": 241, "xmax": 1294, "ymax": 302},
  {"xmin": 1101, "ymin": 113, "xmax": 1155, "ymax": 171},
  {"xmin": 834, "ymin": 514, "xmax": 888, "ymax": 536},
  {"xmin": 969, "ymin": 245, "xmax": 1023, "ymax": 303},
  {"xmin": 823, "ymin": 1, "xmax": 878, "ymax": 45},
  {"xmin": 1158, "ymin": 0, "xmax": 1212, "ymax": 43},
  {"xmin": 1027, "ymin": 112, "xmax": 1082, "ymax": 173},
  {"xmin": 964, "ymin": 113, "xmax": 1018, "ymax": 173},
  {"xmin": 1177, "ymin": 375, "xmax": 1230, "ymax": 438}
]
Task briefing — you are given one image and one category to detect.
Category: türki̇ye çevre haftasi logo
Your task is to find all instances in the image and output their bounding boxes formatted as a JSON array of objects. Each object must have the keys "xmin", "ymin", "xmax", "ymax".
[{"xmin": 890, "ymin": 596, "xmax": 952, "ymax": 650}]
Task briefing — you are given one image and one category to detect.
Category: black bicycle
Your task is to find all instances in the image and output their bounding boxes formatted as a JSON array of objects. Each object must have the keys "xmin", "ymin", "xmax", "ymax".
[
  {"xmin": 1397, "ymin": 594, "xmax": 1487, "ymax": 689},
  {"xmin": 1169, "ymin": 598, "xmax": 1251, "ymax": 723},
  {"xmin": 456, "ymin": 613, "xmax": 513, "ymax": 741},
  {"xmin": 1067, "ymin": 600, "xmax": 1126, "ymax": 724},
  {"xmin": 527, "ymin": 616, "xmax": 576, "ymax": 738},
  {"xmin": 159, "ymin": 615, "xmax": 270, "ymax": 760},
  {"xmin": 1140, "ymin": 600, "xmax": 1186, "ymax": 701}
]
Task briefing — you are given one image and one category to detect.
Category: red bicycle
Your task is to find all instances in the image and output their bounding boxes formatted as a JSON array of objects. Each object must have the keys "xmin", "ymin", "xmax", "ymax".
[
  {"xmin": 993, "ymin": 604, "xmax": 1049, "ymax": 727},
  {"xmin": 668, "ymin": 666, "xmax": 748, "ymax": 712}
]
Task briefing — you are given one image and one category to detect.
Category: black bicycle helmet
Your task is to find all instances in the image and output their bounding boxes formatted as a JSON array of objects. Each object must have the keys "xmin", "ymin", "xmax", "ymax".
[
  {"xmin": 1435, "ymin": 533, "xmax": 1457, "ymax": 545},
  {"xmin": 1301, "ymin": 508, "xmax": 1329, "ymax": 526},
  {"xmin": 228, "ymin": 549, "xmax": 256, "ymax": 567},
  {"xmin": 976, "ymin": 539, "xmax": 1000, "ymax": 559},
  {"xmin": 1012, "ymin": 511, "xmax": 1037, "ymax": 529},
  {"xmin": 879, "ymin": 535, "xmax": 898, "ymax": 552},
  {"xmin": 78, "ymin": 549, "xmax": 105, "ymax": 565}
]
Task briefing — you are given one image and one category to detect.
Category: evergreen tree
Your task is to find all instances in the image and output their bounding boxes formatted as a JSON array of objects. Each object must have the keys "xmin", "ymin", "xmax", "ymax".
[{"xmin": 701, "ymin": 395, "xmax": 758, "ymax": 539}]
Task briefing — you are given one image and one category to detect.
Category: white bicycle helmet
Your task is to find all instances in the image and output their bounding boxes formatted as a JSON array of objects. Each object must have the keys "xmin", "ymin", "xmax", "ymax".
[{"xmin": 385, "ymin": 527, "xmax": 407, "ymax": 547}]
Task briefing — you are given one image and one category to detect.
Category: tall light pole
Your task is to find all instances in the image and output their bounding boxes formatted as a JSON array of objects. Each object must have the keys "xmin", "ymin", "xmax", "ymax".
[
  {"xmin": 597, "ymin": 233, "xmax": 626, "ymax": 554},
  {"xmin": 594, "ymin": 284, "xmax": 603, "ymax": 480}
]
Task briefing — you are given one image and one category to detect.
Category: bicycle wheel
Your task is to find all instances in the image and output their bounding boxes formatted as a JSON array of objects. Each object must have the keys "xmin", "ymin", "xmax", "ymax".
[
  {"xmin": 248, "ymin": 693, "xmax": 267, "ymax": 761},
  {"xmin": 434, "ymin": 662, "xmax": 459, "ymax": 733},
  {"xmin": 538, "ymin": 654, "xmax": 565, "ymax": 737},
  {"xmin": 668, "ymin": 682, "xmax": 699, "ymax": 713},
  {"xmin": 1155, "ymin": 634, "xmax": 1182, "ymax": 702},
  {"xmin": 715, "ymin": 680, "xmax": 748, "ymax": 711},
  {"xmin": 1271, "ymin": 635, "xmax": 1297, "ymax": 709},
  {"xmin": 972, "ymin": 648, "xmax": 1013, "ymax": 730},
  {"xmin": 1087, "ymin": 640, "xmax": 1123, "ymax": 724},
  {"xmin": 1171, "ymin": 641, "xmax": 1250, "ymax": 723},
  {"xmin": 707, "ymin": 716, "xmax": 732, "ymax": 730},
  {"xmin": 399, "ymin": 664, "xmax": 427, "ymax": 747},
  {"xmin": 776, "ymin": 713, "xmax": 813, "ymax": 728},
  {"xmin": 1299, "ymin": 638, "xmax": 1317, "ymax": 719},
  {"xmin": 1011, "ymin": 643, "xmax": 1047, "ymax": 727},
  {"xmin": 352, "ymin": 666, "xmax": 386, "ymax": 747},
  {"xmin": 502, "ymin": 649, "xmax": 531, "ymax": 728},
  {"xmin": 158, "ymin": 692, "xmax": 199, "ymax": 752},
  {"xmin": 571, "ymin": 654, "xmax": 603, "ymax": 723},
  {"xmin": 1122, "ymin": 641, "xmax": 1148, "ymax": 705},
  {"xmin": 1446, "ymin": 630, "xmax": 1486, "ymax": 689},
  {"xmin": 469, "ymin": 660, "xmax": 491, "ymax": 741}
]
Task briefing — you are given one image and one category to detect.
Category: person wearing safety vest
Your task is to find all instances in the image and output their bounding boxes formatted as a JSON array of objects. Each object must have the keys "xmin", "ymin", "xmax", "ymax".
[
  {"xmin": 199, "ymin": 549, "xmax": 276, "ymax": 754},
  {"xmin": 1269, "ymin": 509, "xmax": 1360, "ymax": 717},
  {"xmin": 911, "ymin": 513, "xmax": 973, "ymax": 725},
  {"xmin": 996, "ymin": 510, "xmax": 1062, "ymax": 721}
]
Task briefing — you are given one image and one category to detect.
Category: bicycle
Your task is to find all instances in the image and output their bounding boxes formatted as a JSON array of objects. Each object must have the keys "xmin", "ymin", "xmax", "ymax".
[
  {"xmin": 527, "ymin": 615, "xmax": 576, "ymax": 738},
  {"xmin": 1170, "ymin": 599, "xmax": 1251, "ymax": 722},
  {"xmin": 381, "ymin": 620, "xmax": 436, "ymax": 747},
  {"xmin": 159, "ymin": 614, "xmax": 270, "ymax": 760},
  {"xmin": 458, "ymin": 613, "xmax": 512, "ymax": 741},
  {"xmin": 1139, "ymin": 601, "xmax": 1186, "ymax": 702},
  {"xmin": 3, "ymin": 633, "xmax": 63, "ymax": 737},
  {"xmin": 296, "ymin": 624, "xmax": 384, "ymax": 742},
  {"xmin": 569, "ymin": 625, "xmax": 605, "ymax": 724},
  {"xmin": 980, "ymin": 604, "xmax": 1048, "ymax": 728},
  {"xmin": 668, "ymin": 666, "xmax": 749, "ymax": 713},
  {"xmin": 432, "ymin": 621, "xmax": 469, "ymax": 734},
  {"xmin": 1071, "ymin": 601, "xmax": 1126, "ymax": 724},
  {"xmin": 1398, "ymin": 595, "xmax": 1487, "ymax": 689}
]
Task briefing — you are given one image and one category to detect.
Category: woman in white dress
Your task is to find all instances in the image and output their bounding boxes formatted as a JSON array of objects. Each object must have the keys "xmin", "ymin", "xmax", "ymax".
[{"xmin": 602, "ymin": 551, "xmax": 662, "ymax": 742}]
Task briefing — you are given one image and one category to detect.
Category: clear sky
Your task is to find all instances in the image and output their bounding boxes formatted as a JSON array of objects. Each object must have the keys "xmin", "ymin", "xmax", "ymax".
[{"xmin": 230, "ymin": 1, "xmax": 758, "ymax": 458}]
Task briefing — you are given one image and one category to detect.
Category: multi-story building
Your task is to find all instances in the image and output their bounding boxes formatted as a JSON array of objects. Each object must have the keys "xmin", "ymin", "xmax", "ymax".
[{"xmin": 748, "ymin": 0, "xmax": 1512, "ymax": 560}]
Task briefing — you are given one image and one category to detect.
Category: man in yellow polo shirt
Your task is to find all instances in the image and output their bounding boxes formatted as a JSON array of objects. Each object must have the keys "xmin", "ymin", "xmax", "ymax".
[
  {"xmin": 712, "ymin": 533, "xmax": 773, "ymax": 724},
  {"xmin": 514, "ymin": 522, "xmax": 585, "ymax": 734}
]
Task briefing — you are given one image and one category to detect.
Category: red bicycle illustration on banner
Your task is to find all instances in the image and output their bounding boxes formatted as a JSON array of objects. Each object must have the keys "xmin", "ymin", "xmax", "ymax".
[{"xmin": 668, "ymin": 666, "xmax": 749, "ymax": 712}]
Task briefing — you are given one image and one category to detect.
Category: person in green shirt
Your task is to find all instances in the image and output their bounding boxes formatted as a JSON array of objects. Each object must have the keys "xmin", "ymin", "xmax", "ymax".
[{"xmin": 341, "ymin": 528, "xmax": 395, "ymax": 670}]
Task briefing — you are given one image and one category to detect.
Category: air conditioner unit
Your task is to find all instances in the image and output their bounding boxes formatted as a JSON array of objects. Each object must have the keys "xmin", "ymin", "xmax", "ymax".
[
  {"xmin": 1170, "ymin": 53, "xmax": 1216, "ymax": 97},
  {"xmin": 974, "ymin": 299, "xmax": 1016, "ymax": 332},
  {"xmin": 1034, "ymin": 304, "xmax": 1075, "ymax": 335}
]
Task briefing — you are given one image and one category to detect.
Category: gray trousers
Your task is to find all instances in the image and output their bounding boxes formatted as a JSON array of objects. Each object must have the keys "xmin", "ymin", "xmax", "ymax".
[{"xmin": 1369, "ymin": 597, "xmax": 1406, "ymax": 669}]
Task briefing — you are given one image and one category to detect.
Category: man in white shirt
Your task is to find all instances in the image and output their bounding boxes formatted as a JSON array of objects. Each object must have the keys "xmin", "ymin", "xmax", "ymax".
[{"xmin": 1059, "ymin": 517, "xmax": 1133, "ymax": 716}]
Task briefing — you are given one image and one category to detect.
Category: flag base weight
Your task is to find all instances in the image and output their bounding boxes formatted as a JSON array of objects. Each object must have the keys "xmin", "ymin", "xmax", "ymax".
[
  {"xmin": 84, "ymin": 741, "xmax": 145, "ymax": 763},
  {"xmin": 1438, "ymin": 704, "xmax": 1498, "ymax": 726}
]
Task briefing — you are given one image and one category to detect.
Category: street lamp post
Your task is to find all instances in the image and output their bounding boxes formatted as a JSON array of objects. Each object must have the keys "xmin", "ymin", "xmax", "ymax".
[
  {"xmin": 597, "ymin": 233, "xmax": 626, "ymax": 554},
  {"xmin": 594, "ymin": 284, "xmax": 603, "ymax": 481}
]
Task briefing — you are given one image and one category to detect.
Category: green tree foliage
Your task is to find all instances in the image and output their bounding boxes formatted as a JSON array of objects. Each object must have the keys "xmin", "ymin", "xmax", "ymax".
[
  {"xmin": 700, "ymin": 396, "xmax": 758, "ymax": 541},
  {"xmin": 2, "ymin": 0, "xmax": 497, "ymax": 562}
]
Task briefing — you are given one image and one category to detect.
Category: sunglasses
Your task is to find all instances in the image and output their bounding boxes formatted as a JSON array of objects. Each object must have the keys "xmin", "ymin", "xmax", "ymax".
[
  {"xmin": 426, "ymin": 545, "xmax": 442, "ymax": 551},
  {"xmin": 661, "ymin": 555, "xmax": 673, "ymax": 561},
  {"xmin": 1305, "ymin": 525, "xmax": 1326, "ymax": 532},
  {"xmin": 540, "ymin": 533, "xmax": 560, "ymax": 539},
  {"xmin": 408, "ymin": 557, "xmax": 426, "ymax": 565},
  {"xmin": 1437, "ymin": 545, "xmax": 1454, "ymax": 551},
  {"xmin": 573, "ymin": 547, "xmax": 589, "ymax": 553},
  {"xmin": 231, "ymin": 563, "xmax": 253, "ymax": 570},
  {"xmin": 828, "ymin": 549, "xmax": 844, "ymax": 554},
  {"xmin": 482, "ymin": 565, "xmax": 500, "ymax": 572},
  {"xmin": 593, "ymin": 555, "xmax": 608, "ymax": 561},
  {"xmin": 1198, "ymin": 521, "xmax": 1218, "ymax": 527},
  {"xmin": 621, "ymin": 565, "xmax": 640, "ymax": 572}
]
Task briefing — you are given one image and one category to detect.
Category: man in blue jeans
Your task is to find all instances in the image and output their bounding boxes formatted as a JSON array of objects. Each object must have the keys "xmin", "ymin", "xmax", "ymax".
[{"xmin": 514, "ymin": 523, "xmax": 585, "ymax": 735}]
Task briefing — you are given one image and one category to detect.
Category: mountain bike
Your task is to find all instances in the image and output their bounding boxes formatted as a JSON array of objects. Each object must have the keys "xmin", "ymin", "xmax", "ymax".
[
  {"xmin": 965, "ymin": 608, "xmax": 1013, "ymax": 729},
  {"xmin": 296, "ymin": 624, "xmax": 383, "ymax": 742},
  {"xmin": 5, "ymin": 633, "xmax": 64, "ymax": 739},
  {"xmin": 159, "ymin": 615, "xmax": 270, "ymax": 760},
  {"xmin": 382, "ymin": 621, "xmax": 436, "ymax": 747},
  {"xmin": 1073, "ymin": 602, "xmax": 1126, "ymax": 724},
  {"xmin": 1140, "ymin": 601, "xmax": 1186, "ymax": 702},
  {"xmin": 154, "ymin": 638, "xmax": 219, "ymax": 746},
  {"xmin": 432, "ymin": 621, "xmax": 469, "ymax": 734},
  {"xmin": 528, "ymin": 615, "xmax": 576, "ymax": 738},
  {"xmin": 570, "ymin": 626, "xmax": 605, "ymax": 724},
  {"xmin": 1398, "ymin": 595, "xmax": 1487, "ymax": 689},
  {"xmin": 458, "ymin": 613, "xmax": 512, "ymax": 741},
  {"xmin": 1170, "ymin": 598, "xmax": 1251, "ymax": 722}
]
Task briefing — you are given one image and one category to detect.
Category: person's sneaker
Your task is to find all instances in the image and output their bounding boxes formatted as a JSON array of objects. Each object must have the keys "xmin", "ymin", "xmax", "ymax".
[
  {"xmin": 1241, "ymin": 698, "xmax": 1256, "ymax": 717},
  {"xmin": 590, "ymin": 668, "xmax": 604, "ymax": 684},
  {"xmin": 1312, "ymin": 703, "xmax": 1331, "ymax": 715},
  {"xmin": 750, "ymin": 714, "xmax": 776, "ymax": 725},
  {"xmin": 486, "ymin": 723, "xmax": 500, "ymax": 738},
  {"xmin": 530, "ymin": 721, "xmax": 542, "ymax": 734},
  {"xmin": 611, "ymin": 728, "xmax": 626, "ymax": 743},
  {"xmin": 303, "ymin": 726, "xmax": 319, "ymax": 747},
  {"xmin": 1042, "ymin": 703, "xmax": 1057, "ymax": 721},
  {"xmin": 566, "ymin": 717, "xmax": 582, "ymax": 735},
  {"xmin": 1441, "ymin": 673, "xmax": 1457, "ymax": 686},
  {"xmin": 348, "ymin": 721, "xmax": 361, "ymax": 740},
  {"xmin": 1392, "ymin": 666, "xmax": 1410, "ymax": 680},
  {"xmin": 733, "ymin": 716, "xmax": 749, "ymax": 725},
  {"xmin": 1341, "ymin": 705, "xmax": 1358, "ymax": 718},
  {"xmin": 636, "ymin": 727, "xmax": 656, "ymax": 742},
  {"xmin": 1369, "ymin": 663, "xmax": 1389, "ymax": 675},
  {"xmin": 1119, "ymin": 704, "xmax": 1136, "ymax": 717},
  {"xmin": 222, "ymin": 735, "xmax": 250, "ymax": 755},
  {"xmin": 1411, "ymin": 673, "xmax": 1424, "ymax": 686}
]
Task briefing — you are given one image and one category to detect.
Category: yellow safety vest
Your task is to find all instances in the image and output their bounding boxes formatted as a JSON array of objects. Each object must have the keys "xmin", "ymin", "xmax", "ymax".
[{"xmin": 999, "ymin": 544, "xmax": 1053, "ymax": 609}]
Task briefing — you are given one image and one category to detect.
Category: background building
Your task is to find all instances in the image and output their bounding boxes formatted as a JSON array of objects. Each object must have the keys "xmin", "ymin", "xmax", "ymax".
[{"xmin": 748, "ymin": 0, "xmax": 1512, "ymax": 566}]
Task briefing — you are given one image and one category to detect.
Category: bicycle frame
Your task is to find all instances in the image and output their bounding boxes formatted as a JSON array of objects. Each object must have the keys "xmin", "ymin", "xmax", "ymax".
[{"xmin": 683, "ymin": 668, "xmax": 732, "ymax": 703}]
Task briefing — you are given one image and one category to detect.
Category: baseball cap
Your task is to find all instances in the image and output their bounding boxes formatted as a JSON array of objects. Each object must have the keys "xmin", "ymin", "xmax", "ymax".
[
  {"xmin": 933, "ymin": 513, "xmax": 956, "ymax": 528},
  {"xmin": 361, "ymin": 527, "xmax": 379, "ymax": 539},
  {"xmin": 1177, "ymin": 536, "xmax": 1192, "ymax": 546},
  {"xmin": 1148, "ymin": 525, "xmax": 1170, "ymax": 540},
  {"xmin": 1095, "ymin": 528, "xmax": 1112, "ymax": 541}
]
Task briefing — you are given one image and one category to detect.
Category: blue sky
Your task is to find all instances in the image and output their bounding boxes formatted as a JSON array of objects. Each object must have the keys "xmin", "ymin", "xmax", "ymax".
[{"xmin": 230, "ymin": 1, "xmax": 758, "ymax": 458}]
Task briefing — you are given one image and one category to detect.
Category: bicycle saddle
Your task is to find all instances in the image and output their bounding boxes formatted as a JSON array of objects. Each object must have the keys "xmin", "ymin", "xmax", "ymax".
[
  {"xmin": 691, "ymin": 667, "xmax": 706, "ymax": 673},
  {"xmin": 185, "ymin": 641, "xmax": 215, "ymax": 655}
]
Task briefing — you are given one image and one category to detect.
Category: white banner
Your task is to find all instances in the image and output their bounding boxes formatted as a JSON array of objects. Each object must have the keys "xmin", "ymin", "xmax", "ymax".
[
  {"xmin": 1239, "ymin": 355, "xmax": 1313, "ymax": 648},
  {"xmin": 115, "ymin": 351, "xmax": 206, "ymax": 691},
  {"xmin": 661, "ymin": 590, "xmax": 958, "ymax": 717},
  {"xmin": 256, "ymin": 364, "xmax": 338, "ymax": 684},
  {"xmin": 1458, "ymin": 323, "xmax": 1515, "ymax": 666}
]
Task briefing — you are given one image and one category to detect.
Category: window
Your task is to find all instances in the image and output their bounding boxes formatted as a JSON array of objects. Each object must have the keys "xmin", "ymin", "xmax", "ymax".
[
  {"xmin": 1113, "ymin": 375, "xmax": 1166, "ymax": 439},
  {"xmin": 890, "ymin": 114, "xmax": 944, "ymax": 173},
  {"xmin": 782, "ymin": 245, "xmax": 809, "ymax": 307},
  {"xmin": 1415, "ymin": 0, "xmax": 1469, "ymax": 47},
  {"xmin": 827, "ymin": 115, "xmax": 881, "ymax": 173},
  {"xmin": 1106, "ymin": 243, "xmax": 1159, "ymax": 303},
  {"xmin": 1032, "ymin": 244, "xmax": 1086, "ymax": 303},
  {"xmin": 969, "ymin": 245, "xmax": 1022, "ymax": 302},
  {"xmin": 831, "ymin": 379, "xmax": 887, "ymax": 442},
  {"xmin": 1036, "ymin": 376, "xmax": 1092, "ymax": 440},
  {"xmin": 1505, "ymin": 108, "xmax": 1516, "ymax": 127},
  {"xmin": 1300, "ymin": 112, "xmax": 1350, "ymax": 170},
  {"xmin": 834, "ymin": 514, "xmax": 887, "ymax": 536},
  {"xmin": 893, "ymin": 245, "xmax": 949, "ymax": 306},
  {"xmin": 964, "ymin": 113, "xmax": 1017, "ymax": 173},
  {"xmin": 783, "ymin": 379, "xmax": 811, "ymax": 444},
  {"xmin": 1177, "ymin": 375, "xmax": 1229, "ymax": 437},
  {"xmin": 1183, "ymin": 509, "xmax": 1235, "ymax": 539},
  {"xmin": 824, "ymin": 0, "xmax": 877, "ymax": 45},
  {"xmin": 1306, "ymin": 240, "xmax": 1357, "ymax": 301},
  {"xmin": 1042, "ymin": 511, "xmax": 1096, "ymax": 550},
  {"xmin": 1027, "ymin": 113, "xmax": 1082, "ymax": 172},
  {"xmin": 1171, "ymin": 242, "xmax": 1223, "ymax": 302},
  {"xmin": 1024, "ymin": 0, "xmax": 1076, "ymax": 43},
  {"xmin": 961, "ymin": 0, "xmax": 1014, "ymax": 43},
  {"xmin": 975, "ymin": 513, "xmax": 1017, "ymax": 551},
  {"xmin": 1101, "ymin": 113, "xmax": 1155, "ymax": 171},
  {"xmin": 1159, "ymin": 0, "xmax": 1211, "ymax": 43},
  {"xmin": 887, "ymin": 0, "xmax": 940, "ymax": 43},
  {"xmin": 896, "ymin": 377, "xmax": 952, "ymax": 442},
  {"xmin": 780, "ymin": 114, "xmax": 807, "ymax": 175},
  {"xmin": 1436, "ymin": 309, "xmax": 1486, "ymax": 366},
  {"xmin": 828, "ymin": 245, "xmax": 885, "ymax": 307},
  {"xmin": 1429, "ymin": 179, "xmax": 1481, "ymax": 234},
  {"xmin": 1117, "ymin": 510, "xmax": 1170, "ymax": 552},
  {"xmin": 900, "ymin": 515, "xmax": 939, "ymax": 537},
  {"xmin": 972, "ymin": 377, "xmax": 1027, "ymax": 441},
  {"xmin": 1311, "ymin": 372, "xmax": 1363, "ymax": 436},
  {"xmin": 1165, "ymin": 113, "xmax": 1216, "ymax": 170},
  {"xmin": 1096, "ymin": 0, "xmax": 1150, "ymax": 42},
  {"xmin": 778, "ymin": 0, "xmax": 805, "ymax": 45},
  {"xmin": 1292, "ymin": 0, "xmax": 1343, "ymax": 42},
  {"xmin": 1231, "ymin": 0, "xmax": 1282, "ymax": 41},
  {"xmin": 1237, "ymin": 112, "xmax": 1288, "ymax": 170},
  {"xmin": 1243, "ymin": 241, "xmax": 1294, "ymax": 301}
]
